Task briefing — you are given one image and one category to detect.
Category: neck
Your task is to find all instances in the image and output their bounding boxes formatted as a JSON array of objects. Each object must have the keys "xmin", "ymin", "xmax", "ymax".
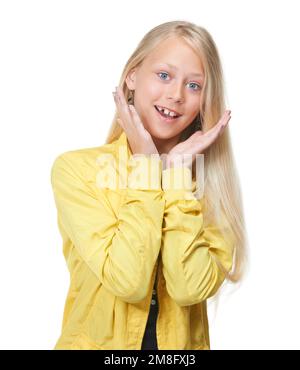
[{"xmin": 151, "ymin": 134, "xmax": 180, "ymax": 156}]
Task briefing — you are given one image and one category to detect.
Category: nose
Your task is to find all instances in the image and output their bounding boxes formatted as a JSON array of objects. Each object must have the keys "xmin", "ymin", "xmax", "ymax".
[{"xmin": 167, "ymin": 84, "xmax": 184, "ymax": 103}]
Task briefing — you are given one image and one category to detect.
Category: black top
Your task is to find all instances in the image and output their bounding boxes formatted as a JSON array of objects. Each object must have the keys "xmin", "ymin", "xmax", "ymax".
[{"xmin": 141, "ymin": 269, "xmax": 159, "ymax": 350}]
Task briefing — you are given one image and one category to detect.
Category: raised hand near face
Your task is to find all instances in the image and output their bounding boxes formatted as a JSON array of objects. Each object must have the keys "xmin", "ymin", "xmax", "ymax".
[
  {"xmin": 113, "ymin": 86, "xmax": 159, "ymax": 157},
  {"xmin": 165, "ymin": 110, "xmax": 232, "ymax": 171}
]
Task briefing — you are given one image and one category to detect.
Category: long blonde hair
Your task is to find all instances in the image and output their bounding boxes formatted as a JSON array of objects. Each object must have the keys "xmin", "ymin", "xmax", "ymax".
[{"xmin": 104, "ymin": 20, "xmax": 249, "ymax": 305}]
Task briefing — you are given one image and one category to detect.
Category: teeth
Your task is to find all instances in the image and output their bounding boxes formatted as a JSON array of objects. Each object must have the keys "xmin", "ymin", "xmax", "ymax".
[{"xmin": 157, "ymin": 106, "xmax": 178, "ymax": 117}]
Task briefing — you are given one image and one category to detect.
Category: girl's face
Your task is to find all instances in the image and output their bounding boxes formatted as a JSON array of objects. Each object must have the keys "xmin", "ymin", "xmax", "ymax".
[{"xmin": 126, "ymin": 36, "xmax": 205, "ymax": 150}]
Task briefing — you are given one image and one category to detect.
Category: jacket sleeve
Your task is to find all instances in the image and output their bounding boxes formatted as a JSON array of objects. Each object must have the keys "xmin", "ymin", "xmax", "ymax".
[
  {"xmin": 50, "ymin": 152, "xmax": 165, "ymax": 303},
  {"xmin": 161, "ymin": 165, "xmax": 234, "ymax": 307}
]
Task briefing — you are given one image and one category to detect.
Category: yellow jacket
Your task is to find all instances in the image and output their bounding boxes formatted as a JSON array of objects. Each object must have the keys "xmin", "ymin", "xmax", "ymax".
[{"xmin": 50, "ymin": 131, "xmax": 234, "ymax": 350}]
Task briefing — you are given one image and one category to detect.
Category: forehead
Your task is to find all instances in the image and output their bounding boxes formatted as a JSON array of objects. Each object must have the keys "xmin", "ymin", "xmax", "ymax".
[{"xmin": 142, "ymin": 37, "xmax": 205, "ymax": 77}]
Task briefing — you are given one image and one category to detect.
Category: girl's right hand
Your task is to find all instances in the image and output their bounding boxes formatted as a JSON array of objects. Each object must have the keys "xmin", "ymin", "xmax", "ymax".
[{"xmin": 113, "ymin": 86, "xmax": 159, "ymax": 156}]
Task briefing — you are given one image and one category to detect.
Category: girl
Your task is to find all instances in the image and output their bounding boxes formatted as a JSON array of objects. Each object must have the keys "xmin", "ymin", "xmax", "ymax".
[{"xmin": 51, "ymin": 20, "xmax": 248, "ymax": 350}]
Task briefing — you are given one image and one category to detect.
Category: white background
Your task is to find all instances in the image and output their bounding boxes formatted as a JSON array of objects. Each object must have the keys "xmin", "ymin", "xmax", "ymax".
[{"xmin": 0, "ymin": 0, "xmax": 299, "ymax": 350}]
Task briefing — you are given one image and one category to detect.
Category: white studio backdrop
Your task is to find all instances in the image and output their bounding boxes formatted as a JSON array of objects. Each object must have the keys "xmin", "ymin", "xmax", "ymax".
[{"xmin": 0, "ymin": 0, "xmax": 299, "ymax": 350}]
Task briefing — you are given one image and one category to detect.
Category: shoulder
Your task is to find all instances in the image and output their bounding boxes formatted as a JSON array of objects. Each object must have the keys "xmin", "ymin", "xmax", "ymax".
[{"xmin": 50, "ymin": 141, "xmax": 118, "ymax": 184}]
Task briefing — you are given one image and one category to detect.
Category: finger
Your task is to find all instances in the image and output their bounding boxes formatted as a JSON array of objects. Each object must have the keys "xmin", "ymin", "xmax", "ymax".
[
  {"xmin": 220, "ymin": 114, "xmax": 231, "ymax": 130},
  {"xmin": 128, "ymin": 104, "xmax": 144, "ymax": 129},
  {"xmin": 116, "ymin": 86, "xmax": 131, "ymax": 113},
  {"xmin": 214, "ymin": 115, "xmax": 231, "ymax": 143},
  {"xmin": 197, "ymin": 114, "xmax": 230, "ymax": 150},
  {"xmin": 205, "ymin": 111, "xmax": 231, "ymax": 137},
  {"xmin": 219, "ymin": 117, "xmax": 230, "ymax": 136},
  {"xmin": 113, "ymin": 92, "xmax": 122, "ymax": 109},
  {"xmin": 113, "ymin": 93, "xmax": 132, "ymax": 131},
  {"xmin": 116, "ymin": 118, "xmax": 124, "ymax": 129},
  {"xmin": 216, "ymin": 110, "xmax": 231, "ymax": 126},
  {"xmin": 115, "ymin": 87, "xmax": 134, "ymax": 127}
]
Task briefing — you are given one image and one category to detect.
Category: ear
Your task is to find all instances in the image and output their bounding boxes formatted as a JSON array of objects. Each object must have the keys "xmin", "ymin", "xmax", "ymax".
[{"xmin": 125, "ymin": 68, "xmax": 137, "ymax": 90}]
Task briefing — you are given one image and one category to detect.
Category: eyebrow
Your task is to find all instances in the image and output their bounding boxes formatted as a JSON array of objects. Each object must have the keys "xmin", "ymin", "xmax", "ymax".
[{"xmin": 155, "ymin": 62, "xmax": 204, "ymax": 78}]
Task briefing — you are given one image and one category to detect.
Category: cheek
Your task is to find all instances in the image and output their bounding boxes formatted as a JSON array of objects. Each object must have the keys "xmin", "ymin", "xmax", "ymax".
[
  {"xmin": 147, "ymin": 84, "xmax": 162, "ymax": 98},
  {"xmin": 142, "ymin": 76, "xmax": 163, "ymax": 99},
  {"xmin": 179, "ymin": 107, "xmax": 200, "ymax": 129},
  {"xmin": 186, "ymin": 102, "xmax": 201, "ymax": 119}
]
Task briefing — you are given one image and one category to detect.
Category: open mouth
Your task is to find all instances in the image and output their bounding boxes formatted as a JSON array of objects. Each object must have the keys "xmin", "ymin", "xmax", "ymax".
[{"xmin": 154, "ymin": 105, "xmax": 182, "ymax": 121}]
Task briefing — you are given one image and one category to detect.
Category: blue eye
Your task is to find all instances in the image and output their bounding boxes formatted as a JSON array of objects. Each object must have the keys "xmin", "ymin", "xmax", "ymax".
[
  {"xmin": 158, "ymin": 72, "xmax": 169, "ymax": 80},
  {"xmin": 157, "ymin": 72, "xmax": 202, "ymax": 91},
  {"xmin": 188, "ymin": 82, "xmax": 202, "ymax": 91}
]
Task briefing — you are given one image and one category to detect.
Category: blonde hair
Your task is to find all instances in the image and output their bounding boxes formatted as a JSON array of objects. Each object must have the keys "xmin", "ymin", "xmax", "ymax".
[{"xmin": 104, "ymin": 20, "xmax": 249, "ymax": 307}]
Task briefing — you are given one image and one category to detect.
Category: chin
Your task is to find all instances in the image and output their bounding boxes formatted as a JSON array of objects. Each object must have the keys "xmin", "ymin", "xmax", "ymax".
[
  {"xmin": 144, "ymin": 120, "xmax": 182, "ymax": 140},
  {"xmin": 146, "ymin": 126, "xmax": 180, "ymax": 140}
]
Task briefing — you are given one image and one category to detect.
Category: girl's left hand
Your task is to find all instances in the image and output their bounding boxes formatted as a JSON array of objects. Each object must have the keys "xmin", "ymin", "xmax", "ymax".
[{"xmin": 165, "ymin": 110, "xmax": 232, "ymax": 171}]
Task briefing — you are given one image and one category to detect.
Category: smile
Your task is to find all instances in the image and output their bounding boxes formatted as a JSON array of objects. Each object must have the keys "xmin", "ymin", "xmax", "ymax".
[{"xmin": 154, "ymin": 105, "xmax": 182, "ymax": 122}]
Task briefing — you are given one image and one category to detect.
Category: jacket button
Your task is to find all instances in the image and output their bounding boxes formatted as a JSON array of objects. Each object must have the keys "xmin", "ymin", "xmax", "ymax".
[
  {"xmin": 152, "ymin": 289, "xmax": 156, "ymax": 295},
  {"xmin": 151, "ymin": 299, "xmax": 156, "ymax": 305}
]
